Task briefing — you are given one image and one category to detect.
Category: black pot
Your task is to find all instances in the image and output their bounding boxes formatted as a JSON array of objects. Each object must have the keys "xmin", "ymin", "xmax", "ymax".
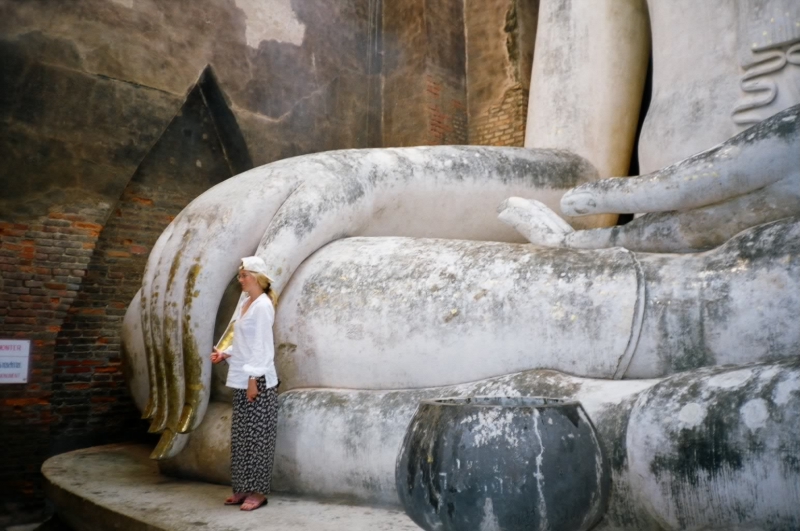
[{"xmin": 395, "ymin": 397, "xmax": 609, "ymax": 531}]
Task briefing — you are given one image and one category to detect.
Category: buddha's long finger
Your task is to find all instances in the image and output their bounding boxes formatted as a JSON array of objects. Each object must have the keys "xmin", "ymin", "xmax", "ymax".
[
  {"xmin": 139, "ymin": 220, "xmax": 176, "ymax": 424},
  {"xmin": 146, "ymin": 217, "xmax": 190, "ymax": 433},
  {"xmin": 160, "ymin": 222, "xmax": 198, "ymax": 437},
  {"xmin": 256, "ymin": 146, "xmax": 599, "ymax": 292},
  {"xmin": 561, "ymin": 104, "xmax": 799, "ymax": 216}
]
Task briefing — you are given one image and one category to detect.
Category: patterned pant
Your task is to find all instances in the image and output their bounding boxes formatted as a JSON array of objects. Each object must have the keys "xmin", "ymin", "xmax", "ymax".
[{"xmin": 231, "ymin": 377, "xmax": 278, "ymax": 495}]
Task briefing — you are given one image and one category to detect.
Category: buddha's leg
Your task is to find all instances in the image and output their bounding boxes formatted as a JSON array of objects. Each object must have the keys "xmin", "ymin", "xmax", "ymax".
[
  {"xmin": 159, "ymin": 359, "xmax": 800, "ymax": 530},
  {"xmin": 273, "ymin": 217, "xmax": 800, "ymax": 389},
  {"xmin": 160, "ymin": 369, "xmax": 658, "ymax": 511}
]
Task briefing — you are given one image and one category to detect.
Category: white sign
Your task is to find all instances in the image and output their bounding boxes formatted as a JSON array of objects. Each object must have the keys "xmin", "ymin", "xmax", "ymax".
[{"xmin": 0, "ymin": 340, "xmax": 31, "ymax": 384}]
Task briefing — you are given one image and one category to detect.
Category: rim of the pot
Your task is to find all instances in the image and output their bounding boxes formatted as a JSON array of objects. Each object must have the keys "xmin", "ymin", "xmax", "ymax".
[{"xmin": 419, "ymin": 396, "xmax": 581, "ymax": 408}]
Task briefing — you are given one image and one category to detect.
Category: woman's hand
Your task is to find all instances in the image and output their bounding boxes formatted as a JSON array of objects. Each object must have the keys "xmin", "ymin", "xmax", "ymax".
[
  {"xmin": 210, "ymin": 348, "xmax": 230, "ymax": 364},
  {"xmin": 247, "ymin": 378, "xmax": 259, "ymax": 402}
]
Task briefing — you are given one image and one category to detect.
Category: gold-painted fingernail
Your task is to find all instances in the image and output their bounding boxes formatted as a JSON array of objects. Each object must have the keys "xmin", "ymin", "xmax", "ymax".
[
  {"xmin": 150, "ymin": 429, "xmax": 176, "ymax": 460},
  {"xmin": 178, "ymin": 404, "xmax": 194, "ymax": 433}
]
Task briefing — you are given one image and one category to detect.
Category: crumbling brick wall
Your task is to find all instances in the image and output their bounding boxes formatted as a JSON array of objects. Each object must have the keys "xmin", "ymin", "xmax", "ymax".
[{"xmin": 469, "ymin": 83, "xmax": 528, "ymax": 146}]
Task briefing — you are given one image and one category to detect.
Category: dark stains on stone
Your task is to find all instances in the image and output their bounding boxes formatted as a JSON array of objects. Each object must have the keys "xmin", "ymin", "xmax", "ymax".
[
  {"xmin": 641, "ymin": 358, "xmax": 800, "ymax": 529},
  {"xmin": 594, "ymin": 398, "xmax": 636, "ymax": 474},
  {"xmin": 649, "ymin": 405, "xmax": 744, "ymax": 488},
  {"xmin": 713, "ymin": 215, "xmax": 800, "ymax": 265},
  {"xmin": 730, "ymin": 103, "xmax": 799, "ymax": 146}
]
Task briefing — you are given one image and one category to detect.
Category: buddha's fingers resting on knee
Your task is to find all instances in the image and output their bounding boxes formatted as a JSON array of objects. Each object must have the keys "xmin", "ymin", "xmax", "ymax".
[
  {"xmin": 497, "ymin": 197, "xmax": 574, "ymax": 248},
  {"xmin": 561, "ymin": 104, "xmax": 800, "ymax": 217}
]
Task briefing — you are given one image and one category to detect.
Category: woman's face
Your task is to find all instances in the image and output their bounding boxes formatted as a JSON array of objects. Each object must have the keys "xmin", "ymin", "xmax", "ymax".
[{"xmin": 238, "ymin": 270, "xmax": 258, "ymax": 291}]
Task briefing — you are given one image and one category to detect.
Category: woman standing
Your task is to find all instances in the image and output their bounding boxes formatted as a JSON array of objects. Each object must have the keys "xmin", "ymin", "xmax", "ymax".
[{"xmin": 211, "ymin": 256, "xmax": 279, "ymax": 511}]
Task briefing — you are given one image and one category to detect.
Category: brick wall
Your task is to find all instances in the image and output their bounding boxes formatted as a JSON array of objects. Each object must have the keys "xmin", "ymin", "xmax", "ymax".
[
  {"xmin": 469, "ymin": 83, "xmax": 528, "ymax": 146},
  {"xmin": 0, "ymin": 202, "xmax": 110, "ymax": 514},
  {"xmin": 382, "ymin": 0, "xmax": 467, "ymax": 147},
  {"xmin": 425, "ymin": 68, "xmax": 468, "ymax": 145},
  {"xmin": 47, "ymin": 80, "xmax": 233, "ymax": 455},
  {"xmin": 464, "ymin": 0, "xmax": 538, "ymax": 147},
  {"xmin": 0, "ymin": 78, "xmax": 236, "ymax": 521},
  {"xmin": 49, "ymin": 184, "xmax": 170, "ymax": 453}
]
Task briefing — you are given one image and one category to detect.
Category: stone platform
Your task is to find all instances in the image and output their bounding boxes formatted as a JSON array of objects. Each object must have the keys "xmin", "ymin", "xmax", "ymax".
[{"xmin": 42, "ymin": 444, "xmax": 420, "ymax": 531}]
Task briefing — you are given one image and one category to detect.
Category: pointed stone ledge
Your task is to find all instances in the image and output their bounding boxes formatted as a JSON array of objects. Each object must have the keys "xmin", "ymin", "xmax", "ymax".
[{"xmin": 43, "ymin": 444, "xmax": 419, "ymax": 531}]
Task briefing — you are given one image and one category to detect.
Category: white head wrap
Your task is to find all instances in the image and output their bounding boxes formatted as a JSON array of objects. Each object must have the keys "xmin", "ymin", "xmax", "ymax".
[{"xmin": 240, "ymin": 256, "xmax": 272, "ymax": 282}]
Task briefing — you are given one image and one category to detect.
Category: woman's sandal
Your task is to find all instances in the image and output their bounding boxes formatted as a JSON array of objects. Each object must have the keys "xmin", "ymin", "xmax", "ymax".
[
  {"xmin": 240, "ymin": 494, "xmax": 268, "ymax": 511},
  {"xmin": 224, "ymin": 492, "xmax": 248, "ymax": 505}
]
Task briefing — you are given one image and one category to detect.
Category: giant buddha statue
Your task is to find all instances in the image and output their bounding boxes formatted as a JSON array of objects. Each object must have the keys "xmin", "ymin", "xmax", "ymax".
[{"xmin": 121, "ymin": 0, "xmax": 800, "ymax": 529}]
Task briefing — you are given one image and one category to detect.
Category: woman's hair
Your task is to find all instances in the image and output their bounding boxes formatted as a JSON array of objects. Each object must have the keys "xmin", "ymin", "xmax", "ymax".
[{"xmin": 254, "ymin": 273, "xmax": 279, "ymax": 307}]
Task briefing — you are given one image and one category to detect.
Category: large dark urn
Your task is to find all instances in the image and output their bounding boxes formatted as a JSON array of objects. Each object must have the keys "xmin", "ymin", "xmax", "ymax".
[{"xmin": 396, "ymin": 397, "xmax": 610, "ymax": 531}]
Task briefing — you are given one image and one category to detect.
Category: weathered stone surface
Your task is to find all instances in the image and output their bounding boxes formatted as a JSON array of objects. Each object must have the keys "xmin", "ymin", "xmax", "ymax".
[
  {"xmin": 275, "ymin": 237, "xmax": 640, "ymax": 389},
  {"xmin": 627, "ymin": 359, "xmax": 800, "ymax": 530}
]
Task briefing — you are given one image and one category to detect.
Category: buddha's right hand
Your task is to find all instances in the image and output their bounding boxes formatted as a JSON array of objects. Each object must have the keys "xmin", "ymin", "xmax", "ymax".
[{"xmin": 128, "ymin": 146, "xmax": 600, "ymax": 460}]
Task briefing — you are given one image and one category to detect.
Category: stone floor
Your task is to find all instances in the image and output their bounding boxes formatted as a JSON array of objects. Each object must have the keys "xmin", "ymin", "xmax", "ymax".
[{"xmin": 42, "ymin": 444, "xmax": 420, "ymax": 531}]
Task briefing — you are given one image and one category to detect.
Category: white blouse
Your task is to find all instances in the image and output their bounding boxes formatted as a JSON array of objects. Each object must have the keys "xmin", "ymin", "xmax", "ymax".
[{"xmin": 223, "ymin": 293, "xmax": 278, "ymax": 389}]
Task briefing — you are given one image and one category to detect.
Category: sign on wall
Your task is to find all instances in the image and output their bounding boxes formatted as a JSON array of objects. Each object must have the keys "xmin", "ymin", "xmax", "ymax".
[{"xmin": 0, "ymin": 339, "xmax": 31, "ymax": 384}]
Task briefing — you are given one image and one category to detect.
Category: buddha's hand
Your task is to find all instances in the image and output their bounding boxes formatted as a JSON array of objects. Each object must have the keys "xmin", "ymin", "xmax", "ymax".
[
  {"xmin": 501, "ymin": 104, "xmax": 799, "ymax": 252},
  {"xmin": 128, "ymin": 146, "xmax": 600, "ymax": 459}
]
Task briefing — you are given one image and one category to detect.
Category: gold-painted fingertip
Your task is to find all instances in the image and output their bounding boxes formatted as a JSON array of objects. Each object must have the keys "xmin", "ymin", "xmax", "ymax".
[
  {"xmin": 142, "ymin": 397, "xmax": 156, "ymax": 420},
  {"xmin": 147, "ymin": 406, "xmax": 168, "ymax": 433},
  {"xmin": 150, "ymin": 429, "xmax": 176, "ymax": 460},
  {"xmin": 177, "ymin": 403, "xmax": 194, "ymax": 433}
]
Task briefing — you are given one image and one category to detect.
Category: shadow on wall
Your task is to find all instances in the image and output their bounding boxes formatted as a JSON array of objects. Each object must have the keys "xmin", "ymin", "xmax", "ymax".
[
  {"xmin": 45, "ymin": 64, "xmax": 254, "ymax": 456},
  {"xmin": 0, "ymin": 58, "xmax": 251, "ymax": 519}
]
